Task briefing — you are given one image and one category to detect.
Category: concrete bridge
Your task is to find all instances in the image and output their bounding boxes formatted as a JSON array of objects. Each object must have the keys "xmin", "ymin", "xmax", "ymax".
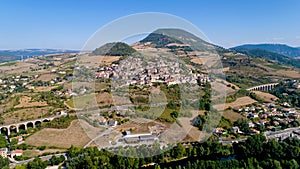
[
  {"xmin": 0, "ymin": 115, "xmax": 62, "ymax": 136},
  {"xmin": 247, "ymin": 83, "xmax": 279, "ymax": 91}
]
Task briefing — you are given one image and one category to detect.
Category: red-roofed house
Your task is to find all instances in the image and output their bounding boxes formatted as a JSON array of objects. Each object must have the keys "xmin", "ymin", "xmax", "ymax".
[{"xmin": 11, "ymin": 149, "xmax": 23, "ymax": 157}]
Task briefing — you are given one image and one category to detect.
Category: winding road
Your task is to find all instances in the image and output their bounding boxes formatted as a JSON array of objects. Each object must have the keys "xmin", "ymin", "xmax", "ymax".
[{"xmin": 9, "ymin": 153, "xmax": 67, "ymax": 168}]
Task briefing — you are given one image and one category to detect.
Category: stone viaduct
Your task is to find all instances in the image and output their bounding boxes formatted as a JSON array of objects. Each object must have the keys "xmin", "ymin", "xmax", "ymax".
[
  {"xmin": 0, "ymin": 115, "xmax": 61, "ymax": 136},
  {"xmin": 246, "ymin": 83, "xmax": 279, "ymax": 91}
]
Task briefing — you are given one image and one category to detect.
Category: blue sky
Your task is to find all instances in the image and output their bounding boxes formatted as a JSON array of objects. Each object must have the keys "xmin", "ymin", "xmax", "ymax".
[{"xmin": 1, "ymin": 0, "xmax": 300, "ymax": 49}]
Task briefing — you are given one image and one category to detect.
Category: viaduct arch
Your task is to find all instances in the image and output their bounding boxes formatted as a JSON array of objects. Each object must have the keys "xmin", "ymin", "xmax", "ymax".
[
  {"xmin": 246, "ymin": 83, "xmax": 279, "ymax": 91},
  {"xmin": 0, "ymin": 116, "xmax": 58, "ymax": 136}
]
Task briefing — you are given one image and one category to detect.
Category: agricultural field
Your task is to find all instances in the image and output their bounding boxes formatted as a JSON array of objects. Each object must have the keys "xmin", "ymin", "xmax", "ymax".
[
  {"xmin": 33, "ymin": 86, "xmax": 59, "ymax": 92},
  {"xmin": 2, "ymin": 106, "xmax": 54, "ymax": 124},
  {"xmin": 276, "ymin": 69, "xmax": 300, "ymax": 78},
  {"xmin": 79, "ymin": 55, "xmax": 120, "ymax": 65},
  {"xmin": 214, "ymin": 96, "xmax": 257, "ymax": 110},
  {"xmin": 222, "ymin": 109, "xmax": 246, "ymax": 122},
  {"xmin": 14, "ymin": 96, "xmax": 48, "ymax": 108},
  {"xmin": 66, "ymin": 92, "xmax": 115, "ymax": 110},
  {"xmin": 252, "ymin": 91, "xmax": 278, "ymax": 103},
  {"xmin": 25, "ymin": 120, "xmax": 91, "ymax": 148},
  {"xmin": 177, "ymin": 110, "xmax": 202, "ymax": 141},
  {"xmin": 35, "ymin": 73, "xmax": 58, "ymax": 82}
]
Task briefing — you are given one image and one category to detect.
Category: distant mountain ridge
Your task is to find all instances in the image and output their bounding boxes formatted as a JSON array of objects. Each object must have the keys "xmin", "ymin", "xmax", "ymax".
[
  {"xmin": 231, "ymin": 44, "xmax": 300, "ymax": 58},
  {"xmin": 0, "ymin": 49, "xmax": 79, "ymax": 63},
  {"xmin": 230, "ymin": 47, "xmax": 300, "ymax": 68}
]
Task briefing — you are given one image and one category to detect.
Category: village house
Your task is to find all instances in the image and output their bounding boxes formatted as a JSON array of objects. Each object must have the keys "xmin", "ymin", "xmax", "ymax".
[
  {"xmin": 251, "ymin": 113, "xmax": 259, "ymax": 118},
  {"xmin": 214, "ymin": 127, "xmax": 225, "ymax": 134},
  {"xmin": 231, "ymin": 126, "xmax": 243, "ymax": 134},
  {"xmin": 260, "ymin": 114, "xmax": 268, "ymax": 119},
  {"xmin": 108, "ymin": 119, "xmax": 117, "ymax": 127},
  {"xmin": 10, "ymin": 136, "xmax": 23, "ymax": 144},
  {"xmin": 259, "ymin": 119, "xmax": 270, "ymax": 126},
  {"xmin": 99, "ymin": 116, "xmax": 107, "ymax": 125},
  {"xmin": 248, "ymin": 122, "xmax": 255, "ymax": 128},
  {"xmin": 0, "ymin": 148, "xmax": 8, "ymax": 158},
  {"xmin": 293, "ymin": 83, "xmax": 300, "ymax": 89},
  {"xmin": 10, "ymin": 149, "xmax": 23, "ymax": 157},
  {"xmin": 59, "ymin": 110, "xmax": 68, "ymax": 116},
  {"xmin": 282, "ymin": 102, "xmax": 291, "ymax": 107},
  {"xmin": 251, "ymin": 128, "xmax": 260, "ymax": 134}
]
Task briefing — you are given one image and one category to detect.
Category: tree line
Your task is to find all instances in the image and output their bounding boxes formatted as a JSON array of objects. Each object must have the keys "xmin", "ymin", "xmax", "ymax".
[{"xmin": 8, "ymin": 134, "xmax": 300, "ymax": 168}]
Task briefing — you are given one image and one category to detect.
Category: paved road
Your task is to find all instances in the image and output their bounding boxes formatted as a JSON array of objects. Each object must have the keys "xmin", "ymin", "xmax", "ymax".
[
  {"xmin": 219, "ymin": 138, "xmax": 247, "ymax": 144},
  {"xmin": 265, "ymin": 126, "xmax": 300, "ymax": 138},
  {"xmin": 9, "ymin": 153, "xmax": 67, "ymax": 168},
  {"xmin": 219, "ymin": 126, "xmax": 300, "ymax": 144},
  {"xmin": 97, "ymin": 141, "xmax": 156, "ymax": 151}
]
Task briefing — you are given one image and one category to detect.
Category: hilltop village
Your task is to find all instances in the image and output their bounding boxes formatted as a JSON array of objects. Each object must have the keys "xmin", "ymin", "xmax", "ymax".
[
  {"xmin": 0, "ymin": 35, "xmax": 299, "ymax": 168},
  {"xmin": 95, "ymin": 57, "xmax": 210, "ymax": 86}
]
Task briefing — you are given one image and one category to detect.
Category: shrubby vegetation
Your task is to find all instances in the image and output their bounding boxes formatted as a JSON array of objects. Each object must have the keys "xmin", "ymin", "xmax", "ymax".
[
  {"xmin": 249, "ymin": 92, "xmax": 264, "ymax": 102},
  {"xmin": 41, "ymin": 115, "xmax": 77, "ymax": 129},
  {"xmin": 49, "ymin": 155, "xmax": 65, "ymax": 166},
  {"xmin": 225, "ymin": 89, "xmax": 263, "ymax": 103},
  {"xmin": 270, "ymin": 82, "xmax": 300, "ymax": 108},
  {"xmin": 0, "ymin": 134, "xmax": 8, "ymax": 148},
  {"xmin": 140, "ymin": 33, "xmax": 183, "ymax": 48},
  {"xmin": 0, "ymin": 156, "xmax": 9, "ymax": 169},
  {"xmin": 199, "ymin": 83, "xmax": 211, "ymax": 111},
  {"xmin": 225, "ymin": 89, "xmax": 249, "ymax": 103},
  {"xmin": 31, "ymin": 91, "xmax": 66, "ymax": 109},
  {"xmin": 218, "ymin": 116, "xmax": 233, "ymax": 130},
  {"xmin": 234, "ymin": 118, "xmax": 251, "ymax": 134}
]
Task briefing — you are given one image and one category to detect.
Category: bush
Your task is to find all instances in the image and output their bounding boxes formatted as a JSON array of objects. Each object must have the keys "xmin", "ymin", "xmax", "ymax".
[
  {"xmin": 49, "ymin": 155, "xmax": 65, "ymax": 166},
  {"xmin": 38, "ymin": 146, "xmax": 46, "ymax": 151},
  {"xmin": 42, "ymin": 115, "xmax": 76, "ymax": 129}
]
